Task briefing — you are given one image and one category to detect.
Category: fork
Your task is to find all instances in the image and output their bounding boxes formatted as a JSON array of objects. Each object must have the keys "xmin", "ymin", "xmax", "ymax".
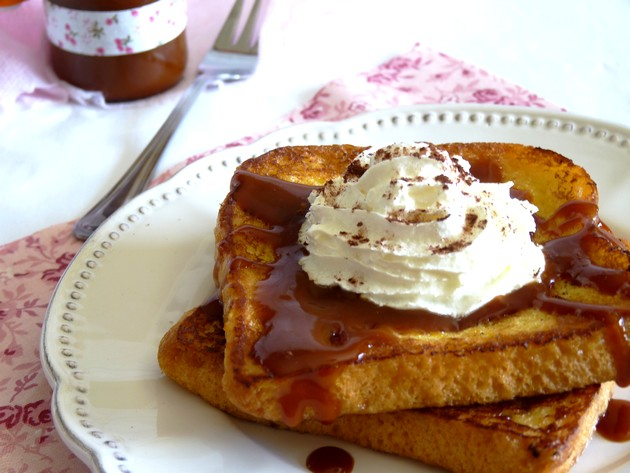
[{"xmin": 73, "ymin": 0, "xmax": 262, "ymax": 240}]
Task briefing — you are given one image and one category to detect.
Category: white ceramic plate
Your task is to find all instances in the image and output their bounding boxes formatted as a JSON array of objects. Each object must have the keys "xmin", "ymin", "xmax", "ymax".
[{"xmin": 42, "ymin": 104, "xmax": 630, "ymax": 473}]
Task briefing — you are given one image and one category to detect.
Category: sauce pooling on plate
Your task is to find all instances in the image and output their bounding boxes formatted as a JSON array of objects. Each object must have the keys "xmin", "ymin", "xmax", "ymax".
[
  {"xmin": 306, "ymin": 446, "xmax": 354, "ymax": 473},
  {"xmin": 597, "ymin": 398, "xmax": 630, "ymax": 442}
]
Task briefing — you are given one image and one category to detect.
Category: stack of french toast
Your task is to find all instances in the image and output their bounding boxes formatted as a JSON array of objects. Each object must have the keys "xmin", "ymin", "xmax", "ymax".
[{"xmin": 158, "ymin": 142, "xmax": 630, "ymax": 473}]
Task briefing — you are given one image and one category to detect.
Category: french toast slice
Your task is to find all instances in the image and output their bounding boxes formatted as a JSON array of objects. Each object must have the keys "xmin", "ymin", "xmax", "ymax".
[
  {"xmin": 214, "ymin": 143, "xmax": 630, "ymax": 425},
  {"xmin": 158, "ymin": 303, "xmax": 615, "ymax": 473}
]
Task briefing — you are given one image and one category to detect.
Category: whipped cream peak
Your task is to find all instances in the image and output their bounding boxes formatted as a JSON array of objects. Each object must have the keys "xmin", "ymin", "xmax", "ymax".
[{"xmin": 298, "ymin": 142, "xmax": 546, "ymax": 318}]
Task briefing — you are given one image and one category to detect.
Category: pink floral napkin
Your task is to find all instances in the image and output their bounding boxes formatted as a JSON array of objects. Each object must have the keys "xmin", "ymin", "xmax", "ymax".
[{"xmin": 0, "ymin": 43, "xmax": 557, "ymax": 472}]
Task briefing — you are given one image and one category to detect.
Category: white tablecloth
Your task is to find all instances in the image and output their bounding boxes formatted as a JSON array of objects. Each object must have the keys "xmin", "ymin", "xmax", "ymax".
[{"xmin": 1, "ymin": 0, "xmax": 629, "ymax": 245}]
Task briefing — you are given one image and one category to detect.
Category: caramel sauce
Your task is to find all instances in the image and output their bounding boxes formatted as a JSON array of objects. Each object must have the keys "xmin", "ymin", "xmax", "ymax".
[
  {"xmin": 306, "ymin": 446, "xmax": 354, "ymax": 473},
  {"xmin": 230, "ymin": 170, "xmax": 314, "ymax": 225},
  {"xmin": 597, "ymin": 398, "xmax": 630, "ymax": 442},
  {"xmin": 225, "ymin": 163, "xmax": 630, "ymax": 425},
  {"xmin": 48, "ymin": 0, "xmax": 187, "ymax": 102},
  {"xmin": 199, "ymin": 295, "xmax": 224, "ymax": 319}
]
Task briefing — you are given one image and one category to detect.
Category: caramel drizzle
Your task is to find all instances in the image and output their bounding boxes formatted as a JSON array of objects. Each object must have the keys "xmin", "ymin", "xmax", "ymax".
[{"xmin": 225, "ymin": 168, "xmax": 630, "ymax": 424}]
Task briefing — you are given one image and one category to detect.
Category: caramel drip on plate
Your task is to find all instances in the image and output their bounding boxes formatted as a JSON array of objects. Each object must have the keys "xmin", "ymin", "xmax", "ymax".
[
  {"xmin": 597, "ymin": 398, "xmax": 630, "ymax": 442},
  {"xmin": 306, "ymin": 446, "xmax": 354, "ymax": 473}
]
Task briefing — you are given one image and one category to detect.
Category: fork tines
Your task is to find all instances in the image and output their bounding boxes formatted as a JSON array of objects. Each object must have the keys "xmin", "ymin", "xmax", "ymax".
[{"xmin": 214, "ymin": 0, "xmax": 263, "ymax": 54}]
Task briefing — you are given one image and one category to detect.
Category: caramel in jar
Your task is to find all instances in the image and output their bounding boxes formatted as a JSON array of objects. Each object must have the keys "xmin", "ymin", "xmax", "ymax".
[{"xmin": 45, "ymin": 0, "xmax": 187, "ymax": 101}]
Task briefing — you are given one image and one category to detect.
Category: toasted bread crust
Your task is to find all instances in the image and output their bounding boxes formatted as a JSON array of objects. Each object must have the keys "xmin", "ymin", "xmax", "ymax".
[
  {"xmin": 158, "ymin": 304, "xmax": 614, "ymax": 473},
  {"xmin": 214, "ymin": 143, "xmax": 629, "ymax": 424},
  {"xmin": 438, "ymin": 143, "xmax": 599, "ymax": 219}
]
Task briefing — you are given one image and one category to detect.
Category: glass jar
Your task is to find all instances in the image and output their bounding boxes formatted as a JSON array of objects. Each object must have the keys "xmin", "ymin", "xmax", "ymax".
[{"xmin": 44, "ymin": 0, "xmax": 188, "ymax": 102}]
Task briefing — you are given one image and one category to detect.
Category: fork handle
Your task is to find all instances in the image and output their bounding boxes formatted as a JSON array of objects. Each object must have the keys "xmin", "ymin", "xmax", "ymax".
[{"xmin": 73, "ymin": 75, "xmax": 210, "ymax": 240}]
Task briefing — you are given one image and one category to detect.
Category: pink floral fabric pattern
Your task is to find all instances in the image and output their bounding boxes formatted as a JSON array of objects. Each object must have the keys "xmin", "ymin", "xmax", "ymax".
[
  {"xmin": 0, "ymin": 43, "xmax": 557, "ymax": 472},
  {"xmin": 1, "ymin": 223, "xmax": 84, "ymax": 473},
  {"xmin": 287, "ymin": 44, "xmax": 556, "ymax": 123}
]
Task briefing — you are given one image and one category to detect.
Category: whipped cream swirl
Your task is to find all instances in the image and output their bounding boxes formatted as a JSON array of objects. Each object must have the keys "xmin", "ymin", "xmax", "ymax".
[{"xmin": 298, "ymin": 142, "xmax": 546, "ymax": 318}]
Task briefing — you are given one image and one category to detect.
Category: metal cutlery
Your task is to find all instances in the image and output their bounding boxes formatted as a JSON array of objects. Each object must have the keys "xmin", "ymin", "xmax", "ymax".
[{"xmin": 73, "ymin": 0, "xmax": 263, "ymax": 240}]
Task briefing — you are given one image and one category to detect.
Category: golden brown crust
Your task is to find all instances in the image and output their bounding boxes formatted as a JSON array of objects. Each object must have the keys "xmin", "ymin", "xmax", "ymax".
[
  {"xmin": 236, "ymin": 144, "xmax": 368, "ymax": 185},
  {"xmin": 158, "ymin": 304, "xmax": 614, "ymax": 473},
  {"xmin": 439, "ymin": 142, "xmax": 599, "ymax": 219},
  {"xmin": 213, "ymin": 142, "xmax": 629, "ymax": 424}
]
